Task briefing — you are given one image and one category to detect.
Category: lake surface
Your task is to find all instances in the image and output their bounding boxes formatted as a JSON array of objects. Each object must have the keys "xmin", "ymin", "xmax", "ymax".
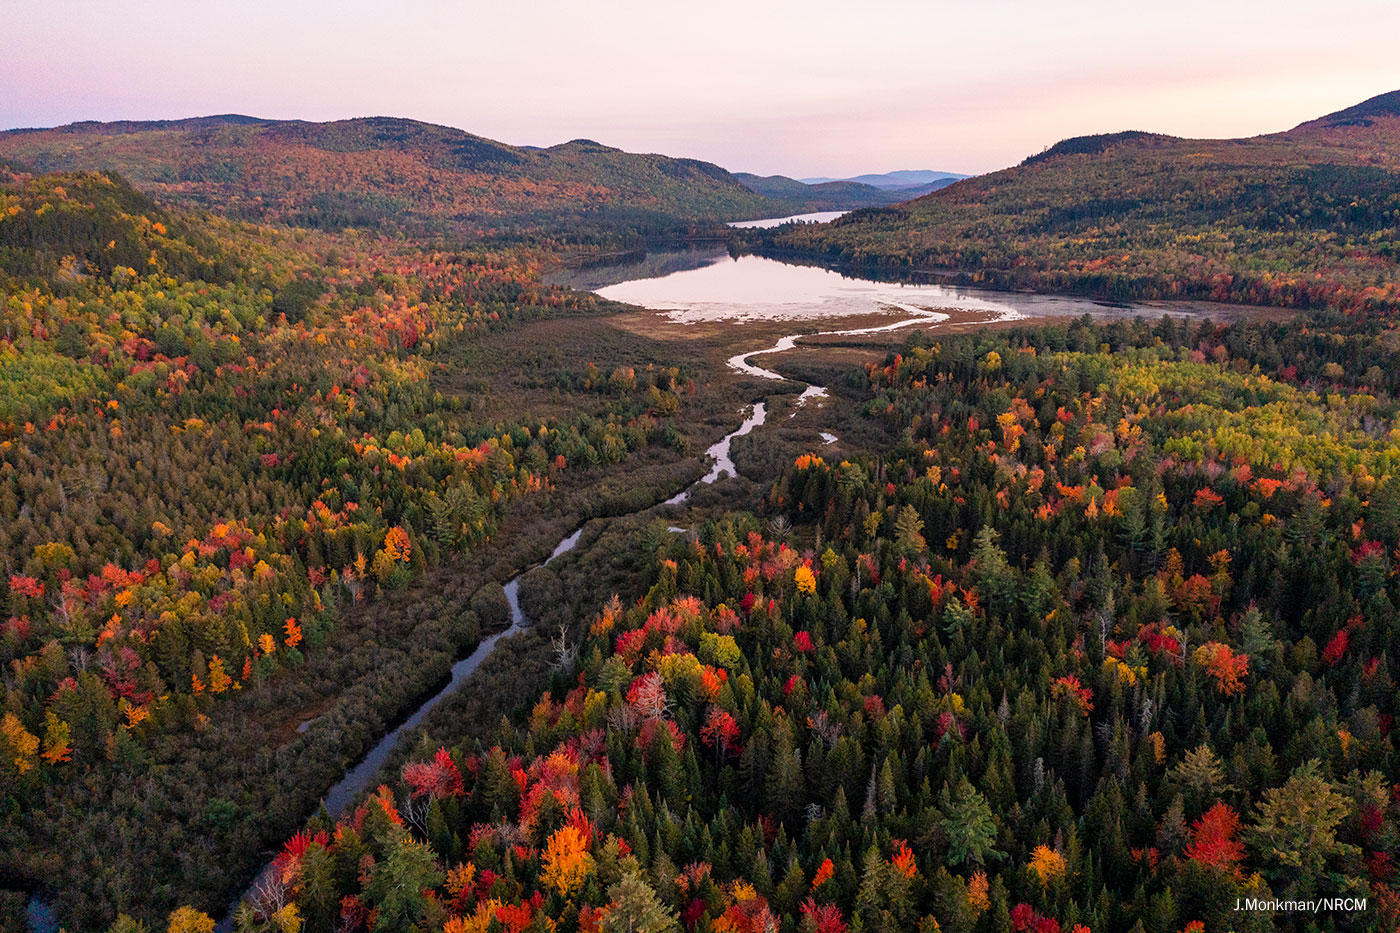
[
  {"xmin": 589, "ymin": 248, "xmax": 1225, "ymax": 324},
  {"xmin": 727, "ymin": 210, "xmax": 848, "ymax": 229}
]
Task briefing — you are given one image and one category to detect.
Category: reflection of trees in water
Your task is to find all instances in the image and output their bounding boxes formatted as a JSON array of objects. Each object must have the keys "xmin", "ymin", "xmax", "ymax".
[
  {"xmin": 560, "ymin": 247, "xmax": 1265, "ymax": 325},
  {"xmin": 547, "ymin": 247, "xmax": 729, "ymax": 291}
]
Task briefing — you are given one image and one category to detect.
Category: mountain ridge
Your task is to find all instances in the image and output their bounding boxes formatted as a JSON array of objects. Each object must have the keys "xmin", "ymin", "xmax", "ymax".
[
  {"xmin": 0, "ymin": 114, "xmax": 812, "ymax": 236},
  {"xmin": 732, "ymin": 172, "xmax": 912, "ymax": 209},
  {"xmin": 743, "ymin": 89, "xmax": 1400, "ymax": 314},
  {"xmin": 798, "ymin": 169, "xmax": 968, "ymax": 188},
  {"xmin": 1295, "ymin": 89, "xmax": 1400, "ymax": 129}
]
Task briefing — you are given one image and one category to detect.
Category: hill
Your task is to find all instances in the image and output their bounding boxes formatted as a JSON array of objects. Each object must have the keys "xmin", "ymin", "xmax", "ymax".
[
  {"xmin": 0, "ymin": 115, "xmax": 796, "ymax": 237},
  {"xmin": 747, "ymin": 91, "xmax": 1400, "ymax": 314},
  {"xmin": 799, "ymin": 168, "xmax": 968, "ymax": 189},
  {"xmin": 1295, "ymin": 88, "xmax": 1400, "ymax": 128},
  {"xmin": 794, "ymin": 169, "xmax": 968, "ymax": 198},
  {"xmin": 0, "ymin": 169, "xmax": 240, "ymax": 289},
  {"xmin": 732, "ymin": 172, "xmax": 911, "ymax": 209}
]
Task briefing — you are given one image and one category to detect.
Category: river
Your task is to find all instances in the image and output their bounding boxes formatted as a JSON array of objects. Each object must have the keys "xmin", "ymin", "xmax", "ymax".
[
  {"xmin": 214, "ymin": 222, "xmax": 1235, "ymax": 926},
  {"xmin": 299, "ymin": 241, "xmax": 1164, "ymax": 835},
  {"xmin": 228, "ymin": 396, "xmax": 775, "ymax": 921}
]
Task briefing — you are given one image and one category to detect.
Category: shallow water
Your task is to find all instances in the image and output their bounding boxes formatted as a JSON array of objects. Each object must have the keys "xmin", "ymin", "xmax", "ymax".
[
  {"xmin": 665, "ymin": 402, "xmax": 768, "ymax": 505},
  {"xmin": 726, "ymin": 303, "xmax": 957, "ymax": 380},
  {"xmin": 792, "ymin": 385, "xmax": 828, "ymax": 416}
]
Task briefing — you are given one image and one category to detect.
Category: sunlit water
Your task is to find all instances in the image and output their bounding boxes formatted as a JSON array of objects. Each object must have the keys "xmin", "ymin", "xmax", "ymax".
[
  {"xmin": 664, "ymin": 402, "xmax": 768, "ymax": 505},
  {"xmin": 593, "ymin": 250, "xmax": 1207, "ymax": 324},
  {"xmin": 727, "ymin": 210, "xmax": 848, "ymax": 229}
]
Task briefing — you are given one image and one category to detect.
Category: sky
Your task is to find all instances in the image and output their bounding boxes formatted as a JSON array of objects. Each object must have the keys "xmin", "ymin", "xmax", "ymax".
[{"xmin": 4, "ymin": 0, "xmax": 1399, "ymax": 177}]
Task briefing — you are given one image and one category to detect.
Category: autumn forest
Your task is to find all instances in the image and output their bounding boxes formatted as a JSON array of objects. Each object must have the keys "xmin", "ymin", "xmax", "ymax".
[{"xmin": 2, "ymin": 81, "xmax": 1400, "ymax": 933}]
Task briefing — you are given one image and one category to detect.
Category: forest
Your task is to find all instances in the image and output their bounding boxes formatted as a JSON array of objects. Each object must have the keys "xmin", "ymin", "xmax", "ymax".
[
  {"xmin": 0, "ymin": 166, "xmax": 719, "ymax": 928},
  {"xmin": 3, "ymin": 93, "xmax": 1400, "ymax": 933},
  {"xmin": 197, "ymin": 314, "xmax": 1400, "ymax": 933}
]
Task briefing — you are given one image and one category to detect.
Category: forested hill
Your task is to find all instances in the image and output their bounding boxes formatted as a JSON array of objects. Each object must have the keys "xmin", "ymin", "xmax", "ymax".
[
  {"xmin": 731, "ymin": 173, "xmax": 912, "ymax": 210},
  {"xmin": 745, "ymin": 90, "xmax": 1400, "ymax": 314},
  {"xmin": 0, "ymin": 115, "xmax": 803, "ymax": 237}
]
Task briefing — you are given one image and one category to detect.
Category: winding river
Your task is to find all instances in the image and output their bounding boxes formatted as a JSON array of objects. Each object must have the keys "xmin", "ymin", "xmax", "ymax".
[
  {"xmin": 313, "ymin": 416, "xmax": 775, "ymax": 822},
  {"xmin": 215, "ymin": 221, "xmax": 1245, "ymax": 924},
  {"xmin": 292, "ymin": 244, "xmax": 1071, "ymax": 834},
  {"xmin": 318, "ymin": 526, "xmax": 583, "ymax": 812},
  {"xmin": 231, "ymin": 388, "xmax": 786, "ymax": 919}
]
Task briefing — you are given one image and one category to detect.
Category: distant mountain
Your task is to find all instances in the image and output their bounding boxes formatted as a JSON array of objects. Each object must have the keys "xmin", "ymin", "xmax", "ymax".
[
  {"xmin": 732, "ymin": 173, "xmax": 910, "ymax": 209},
  {"xmin": 798, "ymin": 169, "xmax": 969, "ymax": 190},
  {"xmin": 0, "ymin": 115, "xmax": 794, "ymax": 236},
  {"xmin": 744, "ymin": 90, "xmax": 1400, "ymax": 314}
]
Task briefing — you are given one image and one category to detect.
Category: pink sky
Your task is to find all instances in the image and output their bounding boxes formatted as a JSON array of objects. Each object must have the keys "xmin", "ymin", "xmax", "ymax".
[{"xmin": 4, "ymin": 0, "xmax": 1398, "ymax": 176}]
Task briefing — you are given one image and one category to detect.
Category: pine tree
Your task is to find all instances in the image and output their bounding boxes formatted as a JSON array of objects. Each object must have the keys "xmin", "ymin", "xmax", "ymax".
[
  {"xmin": 1246, "ymin": 759, "xmax": 1358, "ymax": 894},
  {"xmin": 894, "ymin": 505, "xmax": 926, "ymax": 555},
  {"xmin": 940, "ymin": 776, "xmax": 1001, "ymax": 866},
  {"xmin": 365, "ymin": 837, "xmax": 444, "ymax": 931},
  {"xmin": 601, "ymin": 870, "xmax": 679, "ymax": 933}
]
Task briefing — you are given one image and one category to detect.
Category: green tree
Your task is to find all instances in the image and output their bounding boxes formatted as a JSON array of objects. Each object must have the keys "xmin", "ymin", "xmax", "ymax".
[
  {"xmin": 1169, "ymin": 745, "xmax": 1232, "ymax": 815},
  {"xmin": 1246, "ymin": 760, "xmax": 1358, "ymax": 894},
  {"xmin": 941, "ymin": 776, "xmax": 1002, "ymax": 866},
  {"xmin": 894, "ymin": 505, "xmax": 926, "ymax": 554},
  {"xmin": 365, "ymin": 837, "xmax": 445, "ymax": 932},
  {"xmin": 601, "ymin": 870, "xmax": 679, "ymax": 933}
]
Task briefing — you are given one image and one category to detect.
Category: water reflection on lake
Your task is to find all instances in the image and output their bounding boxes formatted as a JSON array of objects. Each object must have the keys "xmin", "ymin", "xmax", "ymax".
[{"xmin": 583, "ymin": 248, "xmax": 1210, "ymax": 324}]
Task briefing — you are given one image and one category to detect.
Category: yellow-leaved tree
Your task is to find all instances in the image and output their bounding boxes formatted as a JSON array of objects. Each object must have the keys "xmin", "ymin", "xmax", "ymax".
[
  {"xmin": 541, "ymin": 824, "xmax": 593, "ymax": 897},
  {"xmin": 1, "ymin": 713, "xmax": 39, "ymax": 774},
  {"xmin": 167, "ymin": 906, "xmax": 216, "ymax": 933},
  {"xmin": 1029, "ymin": 845, "xmax": 1067, "ymax": 885}
]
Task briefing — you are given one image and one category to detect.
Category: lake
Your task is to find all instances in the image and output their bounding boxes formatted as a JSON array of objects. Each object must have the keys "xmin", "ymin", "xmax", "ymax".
[
  {"xmin": 579, "ymin": 247, "xmax": 1235, "ymax": 324},
  {"xmin": 727, "ymin": 210, "xmax": 848, "ymax": 229}
]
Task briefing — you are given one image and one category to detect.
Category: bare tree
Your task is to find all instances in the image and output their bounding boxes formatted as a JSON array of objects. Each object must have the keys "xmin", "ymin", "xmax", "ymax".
[
  {"xmin": 249, "ymin": 869, "xmax": 289, "ymax": 916},
  {"xmin": 551, "ymin": 621, "xmax": 577, "ymax": 672},
  {"xmin": 400, "ymin": 791, "xmax": 431, "ymax": 834}
]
